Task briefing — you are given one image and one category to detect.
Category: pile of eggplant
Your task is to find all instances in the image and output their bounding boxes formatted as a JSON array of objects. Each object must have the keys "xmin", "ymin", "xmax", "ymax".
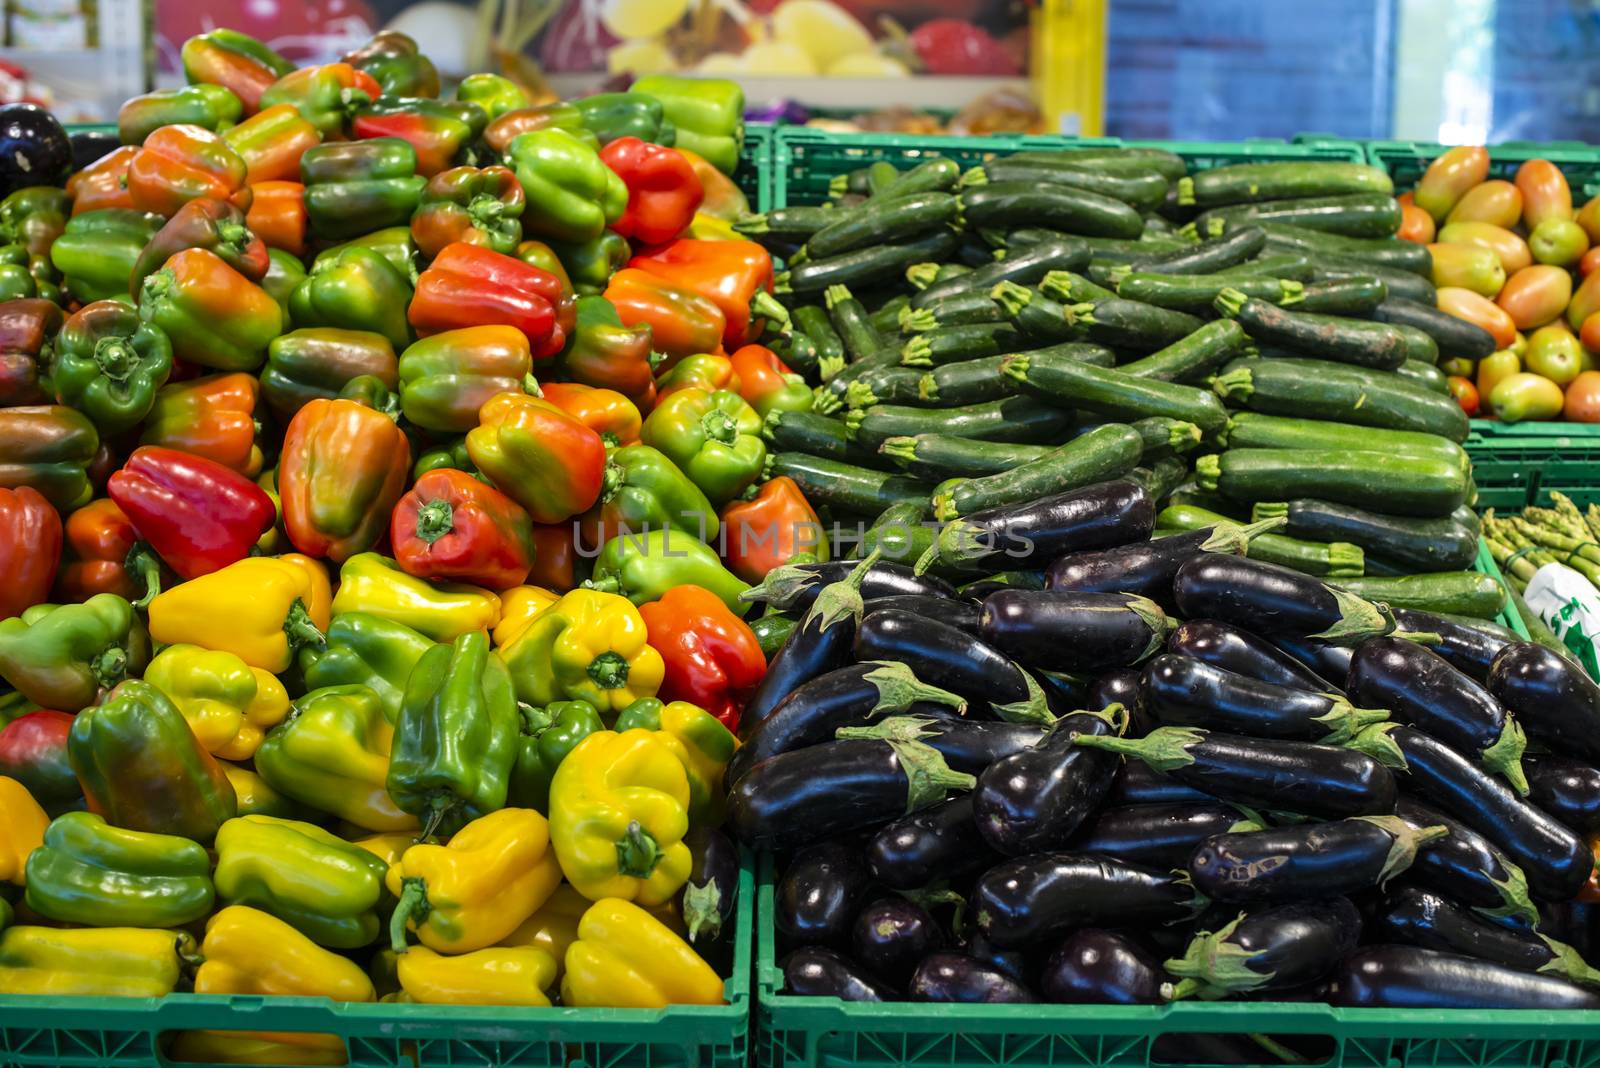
[{"xmin": 726, "ymin": 478, "xmax": 1600, "ymax": 1010}]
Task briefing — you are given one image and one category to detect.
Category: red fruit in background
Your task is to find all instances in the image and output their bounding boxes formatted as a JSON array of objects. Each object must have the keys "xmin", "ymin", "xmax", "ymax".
[
  {"xmin": 155, "ymin": 0, "xmax": 378, "ymax": 72},
  {"xmin": 909, "ymin": 18, "xmax": 1021, "ymax": 75},
  {"xmin": 1447, "ymin": 375, "xmax": 1480, "ymax": 416},
  {"xmin": 0, "ymin": 710, "xmax": 80, "ymax": 810},
  {"xmin": 539, "ymin": 1, "xmax": 622, "ymax": 72}
]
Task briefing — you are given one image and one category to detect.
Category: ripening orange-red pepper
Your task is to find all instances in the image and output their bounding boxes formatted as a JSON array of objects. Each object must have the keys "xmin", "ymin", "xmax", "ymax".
[
  {"xmin": 127, "ymin": 124, "xmax": 251, "ymax": 218},
  {"xmin": 66, "ymin": 145, "xmax": 138, "ymax": 215},
  {"xmin": 527, "ymin": 524, "xmax": 580, "ymax": 592},
  {"xmin": 719, "ymin": 476, "xmax": 828, "ymax": 584},
  {"xmin": 604, "ymin": 268, "xmax": 726, "ymax": 369},
  {"xmin": 391, "ymin": 468, "xmax": 537, "ymax": 590},
  {"xmin": 539, "ymin": 382, "xmax": 642, "ymax": 446},
  {"xmin": 140, "ymin": 373, "xmax": 264, "ymax": 476},
  {"xmin": 727, "ymin": 344, "xmax": 812, "ymax": 418},
  {"xmin": 628, "ymin": 238, "xmax": 789, "ymax": 349},
  {"xmin": 638, "ymin": 584, "xmax": 765, "ymax": 731},
  {"xmin": 246, "ymin": 181, "xmax": 308, "ymax": 256},
  {"xmin": 0, "ymin": 486, "xmax": 62, "ymax": 620},
  {"xmin": 223, "ymin": 104, "xmax": 322, "ymax": 185},
  {"xmin": 410, "ymin": 243, "xmax": 569, "ymax": 360},
  {"xmin": 279, "ymin": 397, "xmax": 412, "ymax": 563},
  {"xmin": 55, "ymin": 498, "xmax": 164, "ymax": 604}
]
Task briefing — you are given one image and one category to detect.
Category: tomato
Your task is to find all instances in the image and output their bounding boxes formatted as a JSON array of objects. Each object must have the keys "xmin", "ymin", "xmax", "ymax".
[
  {"xmin": 1580, "ymin": 246, "xmax": 1600, "ymax": 277},
  {"xmin": 1490, "ymin": 371, "xmax": 1565, "ymax": 422},
  {"xmin": 1496, "ymin": 265, "xmax": 1573, "ymax": 330},
  {"xmin": 1515, "ymin": 159, "xmax": 1573, "ymax": 229},
  {"xmin": 1530, "ymin": 218, "xmax": 1590, "ymax": 268},
  {"xmin": 1577, "ymin": 196, "xmax": 1600, "ymax": 245},
  {"xmin": 1446, "ymin": 179, "xmax": 1523, "ymax": 228},
  {"xmin": 1569, "ymin": 268, "xmax": 1600, "ymax": 329},
  {"xmin": 1397, "ymin": 197, "xmax": 1435, "ymax": 244},
  {"xmin": 1476, "ymin": 347, "xmax": 1521, "ymax": 403},
  {"xmin": 1439, "ymin": 356, "xmax": 1476, "ymax": 378},
  {"xmin": 1565, "ymin": 370, "xmax": 1600, "ymax": 422},
  {"xmin": 1447, "ymin": 375, "xmax": 1479, "ymax": 415},
  {"xmin": 1416, "ymin": 146, "xmax": 1490, "ymax": 222},
  {"xmin": 1581, "ymin": 310, "xmax": 1600, "ymax": 354},
  {"xmin": 1428, "ymin": 242, "xmax": 1506, "ymax": 297},
  {"xmin": 1523, "ymin": 322, "xmax": 1584, "ymax": 387},
  {"xmin": 1436, "ymin": 221, "xmax": 1531, "ymax": 274},
  {"xmin": 1440, "ymin": 286, "xmax": 1518, "ymax": 349}
]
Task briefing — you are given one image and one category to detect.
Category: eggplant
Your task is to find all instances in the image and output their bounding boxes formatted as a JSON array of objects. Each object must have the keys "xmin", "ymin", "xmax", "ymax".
[
  {"xmin": 1270, "ymin": 634, "xmax": 1355, "ymax": 688},
  {"xmin": 920, "ymin": 479, "xmax": 1156, "ymax": 574},
  {"xmin": 69, "ymin": 128, "xmax": 119, "ymax": 171},
  {"xmin": 1352, "ymin": 724, "xmax": 1590, "ymax": 903},
  {"xmin": 956, "ymin": 930, "xmax": 1031, "ymax": 984},
  {"xmin": 972, "ymin": 853, "xmax": 1200, "ymax": 947},
  {"xmin": 1333, "ymin": 945, "xmax": 1600, "ymax": 1009},
  {"xmin": 783, "ymin": 947, "xmax": 894, "ymax": 1000},
  {"xmin": 1104, "ymin": 760, "xmax": 1215, "ymax": 806},
  {"xmin": 1396, "ymin": 796, "xmax": 1539, "ymax": 929},
  {"xmin": 1523, "ymin": 754, "xmax": 1600, "ymax": 835},
  {"xmin": 1067, "ymin": 802, "xmax": 1265, "ymax": 870},
  {"xmin": 866, "ymin": 795, "xmax": 999, "ymax": 890},
  {"xmin": 1189, "ymin": 815, "xmax": 1447, "ymax": 903},
  {"xmin": 728, "ymin": 738, "xmax": 975, "ymax": 851},
  {"xmin": 1141, "ymin": 654, "xmax": 1387, "ymax": 744},
  {"xmin": 1087, "ymin": 669, "xmax": 1150, "ymax": 736},
  {"xmin": 1488, "ymin": 642, "xmax": 1600, "ymax": 766},
  {"xmin": 1392, "ymin": 607, "xmax": 1516, "ymax": 681},
  {"xmin": 1347, "ymin": 636, "xmax": 1529, "ymax": 793},
  {"xmin": 1074, "ymin": 726, "xmax": 1396, "ymax": 819},
  {"xmin": 972, "ymin": 706, "xmax": 1125, "ymax": 855},
  {"xmin": 776, "ymin": 842, "xmax": 872, "ymax": 948},
  {"xmin": 907, "ymin": 952, "xmax": 1036, "ymax": 1002},
  {"xmin": 681, "ymin": 827, "xmax": 739, "ymax": 947},
  {"xmin": 1166, "ymin": 620, "xmax": 1337, "ymax": 692},
  {"xmin": 1166, "ymin": 898, "xmax": 1362, "ymax": 997},
  {"xmin": 1174, "ymin": 555, "xmax": 1394, "ymax": 644},
  {"xmin": 864, "ymin": 593, "xmax": 980, "ymax": 632},
  {"xmin": 852, "ymin": 897, "xmax": 943, "ymax": 986},
  {"xmin": 1045, "ymin": 517, "xmax": 1282, "ymax": 612},
  {"xmin": 728, "ymin": 661, "xmax": 967, "ymax": 785},
  {"xmin": 1040, "ymin": 929, "xmax": 1168, "ymax": 1004},
  {"xmin": 979, "ymin": 590, "xmax": 1173, "ymax": 673},
  {"xmin": 843, "ymin": 714, "xmax": 1048, "ymax": 776},
  {"xmin": 742, "ymin": 559, "xmax": 954, "ymax": 613},
  {"xmin": 0, "ymin": 103, "xmax": 70, "ymax": 195},
  {"xmin": 854, "ymin": 609, "xmax": 1052, "ymax": 723},
  {"xmin": 1378, "ymin": 886, "xmax": 1600, "ymax": 986}
]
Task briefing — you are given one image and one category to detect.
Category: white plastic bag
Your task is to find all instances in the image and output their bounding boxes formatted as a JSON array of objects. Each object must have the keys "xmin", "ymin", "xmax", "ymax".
[{"xmin": 1523, "ymin": 562, "xmax": 1600, "ymax": 677}]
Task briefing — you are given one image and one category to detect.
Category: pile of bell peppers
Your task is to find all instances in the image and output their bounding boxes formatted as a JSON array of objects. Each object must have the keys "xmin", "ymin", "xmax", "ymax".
[{"xmin": 0, "ymin": 26, "xmax": 827, "ymax": 1024}]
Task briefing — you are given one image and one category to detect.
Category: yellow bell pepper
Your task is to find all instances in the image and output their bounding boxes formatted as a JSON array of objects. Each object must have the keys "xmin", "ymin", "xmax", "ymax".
[
  {"xmin": 0, "ymin": 776, "xmax": 48, "ymax": 886},
  {"xmin": 0, "ymin": 925, "xmax": 196, "ymax": 997},
  {"xmin": 396, "ymin": 945, "xmax": 558, "ymax": 1006},
  {"xmin": 143, "ymin": 643, "xmax": 291, "ymax": 760},
  {"xmin": 278, "ymin": 551, "xmax": 333, "ymax": 629},
  {"xmin": 220, "ymin": 762, "xmax": 302, "ymax": 819},
  {"xmin": 615, "ymin": 698, "xmax": 736, "ymax": 826},
  {"xmin": 498, "ymin": 882, "xmax": 589, "ymax": 980},
  {"xmin": 168, "ymin": 1031, "xmax": 348, "ymax": 1066},
  {"xmin": 549, "ymin": 729, "xmax": 691, "ymax": 906},
  {"xmin": 330, "ymin": 552, "xmax": 501, "ymax": 642},
  {"xmin": 497, "ymin": 588, "xmax": 664, "ymax": 713},
  {"xmin": 195, "ymin": 905, "xmax": 375, "ymax": 1002},
  {"xmin": 350, "ymin": 831, "xmax": 415, "ymax": 868},
  {"xmin": 386, "ymin": 808, "xmax": 562, "ymax": 955},
  {"xmin": 147, "ymin": 556, "xmax": 326, "ymax": 673},
  {"xmin": 492, "ymin": 585, "xmax": 560, "ymax": 647},
  {"xmin": 562, "ymin": 898, "xmax": 724, "ymax": 1008}
]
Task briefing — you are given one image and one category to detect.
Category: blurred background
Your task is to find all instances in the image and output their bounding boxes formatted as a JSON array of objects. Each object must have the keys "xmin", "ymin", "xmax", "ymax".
[{"xmin": 6, "ymin": 0, "xmax": 1596, "ymax": 144}]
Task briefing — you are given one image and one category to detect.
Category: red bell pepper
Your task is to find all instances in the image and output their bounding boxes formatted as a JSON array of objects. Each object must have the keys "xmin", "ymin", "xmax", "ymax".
[
  {"xmin": 390, "ymin": 468, "xmax": 536, "ymax": 589},
  {"xmin": 540, "ymin": 381, "xmax": 642, "ymax": 446},
  {"xmin": 599, "ymin": 137, "xmax": 703, "ymax": 246},
  {"xmin": 107, "ymin": 446, "xmax": 275, "ymax": 580},
  {"xmin": 678, "ymin": 147, "xmax": 747, "ymax": 223},
  {"xmin": 719, "ymin": 475, "xmax": 828, "ymax": 584},
  {"xmin": 0, "ymin": 710, "xmax": 78, "ymax": 812},
  {"xmin": 0, "ymin": 486, "xmax": 62, "ymax": 620},
  {"xmin": 638, "ymin": 584, "xmax": 765, "ymax": 731},
  {"xmin": 56, "ymin": 498, "xmax": 163, "ymax": 604},
  {"xmin": 528, "ymin": 523, "xmax": 579, "ymax": 592},
  {"xmin": 603, "ymin": 267, "xmax": 726, "ymax": 368},
  {"xmin": 728, "ymin": 344, "xmax": 814, "ymax": 419},
  {"xmin": 628, "ymin": 238, "xmax": 790, "ymax": 348},
  {"xmin": 409, "ymin": 242, "xmax": 570, "ymax": 360}
]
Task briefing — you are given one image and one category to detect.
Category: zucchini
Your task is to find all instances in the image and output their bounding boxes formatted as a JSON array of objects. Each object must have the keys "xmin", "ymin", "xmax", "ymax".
[
  {"xmin": 1257, "ymin": 222, "xmax": 1432, "ymax": 276},
  {"xmin": 847, "ymin": 395, "xmax": 1073, "ymax": 452},
  {"xmin": 899, "ymin": 289, "xmax": 1006, "ymax": 333},
  {"xmin": 1118, "ymin": 319, "xmax": 1249, "ymax": 382},
  {"xmin": 804, "ymin": 191, "xmax": 962, "ymax": 259},
  {"xmin": 868, "ymin": 294, "xmax": 912, "ymax": 335},
  {"xmin": 918, "ymin": 354, "xmax": 1035, "ymax": 406},
  {"xmin": 954, "ymin": 232, "xmax": 998, "ymax": 267},
  {"xmin": 1040, "ymin": 270, "xmax": 1117, "ymax": 303},
  {"xmin": 825, "ymin": 284, "xmax": 884, "ymax": 362},
  {"xmin": 1179, "ymin": 162, "xmax": 1392, "ymax": 208},
  {"xmin": 910, "ymin": 237, "xmax": 1090, "ymax": 309},
  {"xmin": 816, "ymin": 344, "xmax": 904, "ymax": 404},
  {"xmin": 762, "ymin": 409, "xmax": 885, "ymax": 467},
  {"xmin": 1371, "ymin": 298, "xmax": 1497, "ymax": 360},
  {"xmin": 1158, "ymin": 502, "xmax": 1364, "ymax": 578},
  {"xmin": 971, "ymin": 160, "xmax": 1169, "ymax": 212},
  {"xmin": 906, "ymin": 263, "xmax": 973, "ymax": 291},
  {"xmin": 1192, "ymin": 193, "xmax": 1403, "ymax": 240},
  {"xmin": 1296, "ymin": 276, "xmax": 1388, "ymax": 315},
  {"xmin": 750, "ymin": 612, "xmax": 799, "ymax": 659},
  {"xmin": 845, "ymin": 366, "xmax": 924, "ymax": 410},
  {"xmin": 865, "ymin": 161, "xmax": 900, "ymax": 195},
  {"xmin": 1215, "ymin": 288, "xmax": 1408, "ymax": 370},
  {"xmin": 1396, "ymin": 358, "xmax": 1449, "ymax": 394},
  {"xmin": 931, "ymin": 423, "xmax": 1144, "ymax": 520},
  {"xmin": 1195, "ymin": 448, "xmax": 1469, "ymax": 518},
  {"xmin": 1009, "ymin": 147, "xmax": 1188, "ymax": 183},
  {"xmin": 991, "ymin": 281, "xmax": 1077, "ymax": 342},
  {"xmin": 960, "ymin": 181, "xmax": 1144, "ymax": 239},
  {"xmin": 1117, "ymin": 270, "xmax": 1304, "ymax": 313},
  {"xmin": 879, "ymin": 434, "xmax": 1051, "ymax": 482},
  {"xmin": 1080, "ymin": 415, "xmax": 1203, "ymax": 458},
  {"xmin": 1067, "ymin": 297, "xmax": 1206, "ymax": 352},
  {"xmin": 854, "ymin": 498, "xmax": 936, "ymax": 565},
  {"xmin": 828, "ymin": 167, "xmax": 873, "ymax": 199},
  {"xmin": 1213, "ymin": 355, "xmax": 1469, "ymax": 442},
  {"xmin": 901, "ymin": 322, "xmax": 1028, "ymax": 368},
  {"xmin": 1334, "ymin": 572, "xmax": 1506, "ymax": 620},
  {"xmin": 1004, "ymin": 350, "xmax": 1229, "ymax": 433},
  {"xmin": 871, "ymin": 157, "xmax": 961, "ymax": 200},
  {"xmin": 734, "ymin": 204, "xmax": 837, "ymax": 241},
  {"xmin": 1073, "ymin": 234, "xmax": 1192, "ymax": 263},
  {"xmin": 1310, "ymin": 259, "xmax": 1437, "ymax": 305},
  {"xmin": 1251, "ymin": 498, "xmax": 1479, "ymax": 572},
  {"xmin": 792, "ymin": 305, "xmax": 847, "ymax": 380},
  {"xmin": 1220, "ymin": 412, "xmax": 1468, "ymax": 469},
  {"xmin": 1212, "ymin": 253, "xmax": 1317, "ymax": 282},
  {"xmin": 779, "ymin": 229, "xmax": 959, "ymax": 294},
  {"xmin": 763, "ymin": 452, "xmax": 931, "ymax": 516},
  {"xmin": 1127, "ymin": 225, "xmax": 1266, "ymax": 274}
]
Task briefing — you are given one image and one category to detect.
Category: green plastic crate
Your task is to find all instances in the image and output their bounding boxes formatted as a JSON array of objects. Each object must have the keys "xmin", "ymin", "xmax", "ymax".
[
  {"xmin": 1367, "ymin": 140, "xmax": 1600, "ymax": 201},
  {"xmin": 1465, "ymin": 420, "xmax": 1600, "ymax": 509},
  {"xmin": 773, "ymin": 128, "xmax": 1365, "ymax": 208},
  {"xmin": 737, "ymin": 123, "xmax": 775, "ymax": 214},
  {"xmin": 0, "ymin": 855, "xmax": 753, "ymax": 1068},
  {"xmin": 1476, "ymin": 536, "xmax": 1532, "ymax": 638}
]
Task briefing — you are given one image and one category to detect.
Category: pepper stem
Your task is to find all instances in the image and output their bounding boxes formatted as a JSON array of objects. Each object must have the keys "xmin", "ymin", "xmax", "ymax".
[
  {"xmin": 283, "ymin": 598, "xmax": 325, "ymax": 651},
  {"xmin": 701, "ymin": 409, "xmax": 738, "ymax": 446},
  {"xmin": 125, "ymin": 543, "xmax": 162, "ymax": 609},
  {"xmin": 216, "ymin": 220, "xmax": 251, "ymax": 250},
  {"xmin": 751, "ymin": 290, "xmax": 791, "ymax": 330},
  {"xmin": 90, "ymin": 646, "xmax": 128, "ymax": 688},
  {"xmin": 616, "ymin": 820, "xmax": 663, "ymax": 878},
  {"xmin": 588, "ymin": 650, "xmax": 631, "ymax": 690},
  {"xmin": 414, "ymin": 499, "xmax": 454, "ymax": 545},
  {"xmin": 389, "ymin": 878, "xmax": 430, "ymax": 954},
  {"xmin": 93, "ymin": 336, "xmax": 137, "ymax": 384}
]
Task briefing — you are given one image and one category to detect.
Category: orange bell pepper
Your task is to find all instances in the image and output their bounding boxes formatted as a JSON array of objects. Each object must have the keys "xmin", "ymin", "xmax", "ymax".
[
  {"xmin": 246, "ymin": 181, "xmax": 308, "ymax": 256},
  {"xmin": 223, "ymin": 104, "xmax": 322, "ymax": 185},
  {"xmin": 180, "ymin": 29, "xmax": 294, "ymax": 114},
  {"xmin": 127, "ymin": 124, "xmax": 250, "ymax": 218},
  {"xmin": 279, "ymin": 397, "xmax": 412, "ymax": 563},
  {"xmin": 56, "ymin": 499, "xmax": 163, "ymax": 604},
  {"xmin": 540, "ymin": 382, "xmax": 642, "ymax": 446},
  {"xmin": 604, "ymin": 268, "xmax": 726, "ymax": 369},
  {"xmin": 728, "ymin": 344, "xmax": 812, "ymax": 418},
  {"xmin": 140, "ymin": 373, "xmax": 264, "ymax": 476},
  {"xmin": 466, "ymin": 393, "xmax": 606, "ymax": 525},
  {"xmin": 628, "ymin": 238, "xmax": 789, "ymax": 349},
  {"xmin": 528, "ymin": 525, "xmax": 580, "ymax": 591},
  {"xmin": 410, "ymin": 243, "xmax": 570, "ymax": 360},
  {"xmin": 66, "ymin": 146, "xmax": 137, "ymax": 215},
  {"xmin": 719, "ymin": 476, "xmax": 828, "ymax": 584},
  {"xmin": 677, "ymin": 147, "xmax": 747, "ymax": 224},
  {"xmin": 639, "ymin": 584, "xmax": 766, "ymax": 731}
]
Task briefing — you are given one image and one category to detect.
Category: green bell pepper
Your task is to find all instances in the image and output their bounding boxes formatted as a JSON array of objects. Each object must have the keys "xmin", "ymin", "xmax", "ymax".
[
  {"xmin": 412, "ymin": 437, "xmax": 482, "ymax": 482},
  {"xmin": 0, "ymin": 264, "xmax": 35, "ymax": 301},
  {"xmin": 260, "ymin": 248, "xmax": 307, "ymax": 316},
  {"xmin": 49, "ymin": 210, "xmax": 163, "ymax": 304},
  {"xmin": 456, "ymin": 73, "xmax": 531, "ymax": 120},
  {"xmin": 51, "ymin": 300, "xmax": 174, "ymax": 436},
  {"xmin": 573, "ymin": 92, "xmax": 674, "ymax": 146},
  {"xmin": 508, "ymin": 129, "xmax": 628, "ymax": 244},
  {"xmin": 118, "ymin": 84, "xmax": 242, "ymax": 145},
  {"xmin": 631, "ymin": 75, "xmax": 744, "ymax": 174},
  {"xmin": 587, "ymin": 528, "xmax": 750, "ymax": 614},
  {"xmin": 289, "ymin": 246, "xmax": 413, "ymax": 351},
  {"xmin": 588, "ymin": 443, "xmax": 718, "ymax": 544},
  {"xmin": 0, "ymin": 187, "xmax": 70, "ymax": 259},
  {"xmin": 508, "ymin": 699, "xmax": 603, "ymax": 813},
  {"xmin": 639, "ymin": 387, "xmax": 767, "ymax": 505},
  {"xmin": 213, "ymin": 814, "xmax": 389, "ymax": 948},
  {"xmin": 397, "ymin": 326, "xmax": 535, "ymax": 433},
  {"xmin": 344, "ymin": 32, "xmax": 440, "ymax": 98},
  {"xmin": 24, "ymin": 811, "xmax": 214, "ymax": 928},
  {"xmin": 387, "ymin": 630, "xmax": 519, "ymax": 837},
  {"xmin": 555, "ymin": 293, "xmax": 656, "ymax": 404},
  {"xmin": 0, "ymin": 405, "xmax": 99, "ymax": 512},
  {"xmin": 546, "ymin": 231, "xmax": 631, "ymax": 296},
  {"xmin": 261, "ymin": 328, "xmax": 399, "ymax": 422},
  {"xmin": 297, "ymin": 611, "xmax": 435, "ymax": 724},
  {"xmin": 0, "ymin": 595, "xmax": 150, "ymax": 712},
  {"xmin": 301, "ymin": 138, "xmax": 427, "ymax": 242},
  {"xmin": 312, "ymin": 227, "xmax": 419, "ymax": 282}
]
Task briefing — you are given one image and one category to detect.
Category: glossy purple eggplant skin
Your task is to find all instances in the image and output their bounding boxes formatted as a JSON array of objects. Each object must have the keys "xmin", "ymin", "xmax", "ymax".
[
  {"xmin": 1391, "ymin": 607, "xmax": 1514, "ymax": 681},
  {"xmin": 1189, "ymin": 819, "xmax": 1429, "ymax": 903},
  {"xmin": 953, "ymin": 478, "xmax": 1156, "ymax": 572},
  {"xmin": 1140, "ymin": 654, "xmax": 1364, "ymax": 741},
  {"xmin": 1166, "ymin": 620, "xmax": 1336, "ymax": 692},
  {"xmin": 1087, "ymin": 669, "xmax": 1148, "ymax": 735},
  {"xmin": 1271, "ymin": 634, "xmax": 1355, "ymax": 690},
  {"xmin": 1488, "ymin": 642, "xmax": 1600, "ymax": 766},
  {"xmin": 1333, "ymin": 945, "xmax": 1600, "ymax": 1009},
  {"xmin": 1040, "ymin": 930, "xmax": 1167, "ymax": 1004},
  {"xmin": 1522, "ymin": 754, "xmax": 1600, "ymax": 835},
  {"xmin": 783, "ymin": 947, "xmax": 894, "ymax": 1001},
  {"xmin": 1104, "ymin": 761, "xmax": 1214, "ymax": 806},
  {"xmin": 1395, "ymin": 797, "xmax": 1536, "ymax": 928},
  {"xmin": 754, "ymin": 560, "xmax": 954, "ymax": 614},
  {"xmin": 776, "ymin": 842, "xmax": 872, "ymax": 949},
  {"xmin": 866, "ymin": 795, "xmax": 998, "ymax": 890},
  {"xmin": 1187, "ymin": 898, "xmax": 1362, "ymax": 993},
  {"xmin": 1047, "ymin": 525, "xmax": 1222, "ymax": 612},
  {"xmin": 855, "ymin": 609, "xmax": 1040, "ymax": 713},
  {"xmin": 1172, "ymin": 555, "xmax": 1385, "ymax": 639},
  {"xmin": 865, "ymin": 593, "xmax": 979, "ymax": 633},
  {"xmin": 973, "ymin": 710, "xmax": 1121, "ymax": 856},
  {"xmin": 980, "ymin": 590, "xmax": 1169, "ymax": 673},
  {"xmin": 853, "ymin": 897, "xmax": 943, "ymax": 986},
  {"xmin": 1068, "ymin": 802, "xmax": 1257, "ymax": 871},
  {"xmin": 972, "ymin": 852, "xmax": 1198, "ymax": 947},
  {"xmin": 900, "ymin": 717, "xmax": 1048, "ymax": 776},
  {"xmin": 907, "ymin": 952, "xmax": 1037, "ymax": 1003},
  {"xmin": 739, "ymin": 578, "xmax": 864, "ymax": 738},
  {"xmin": 956, "ymin": 930, "xmax": 1031, "ymax": 984},
  {"xmin": 1378, "ymin": 886, "xmax": 1553, "ymax": 973}
]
